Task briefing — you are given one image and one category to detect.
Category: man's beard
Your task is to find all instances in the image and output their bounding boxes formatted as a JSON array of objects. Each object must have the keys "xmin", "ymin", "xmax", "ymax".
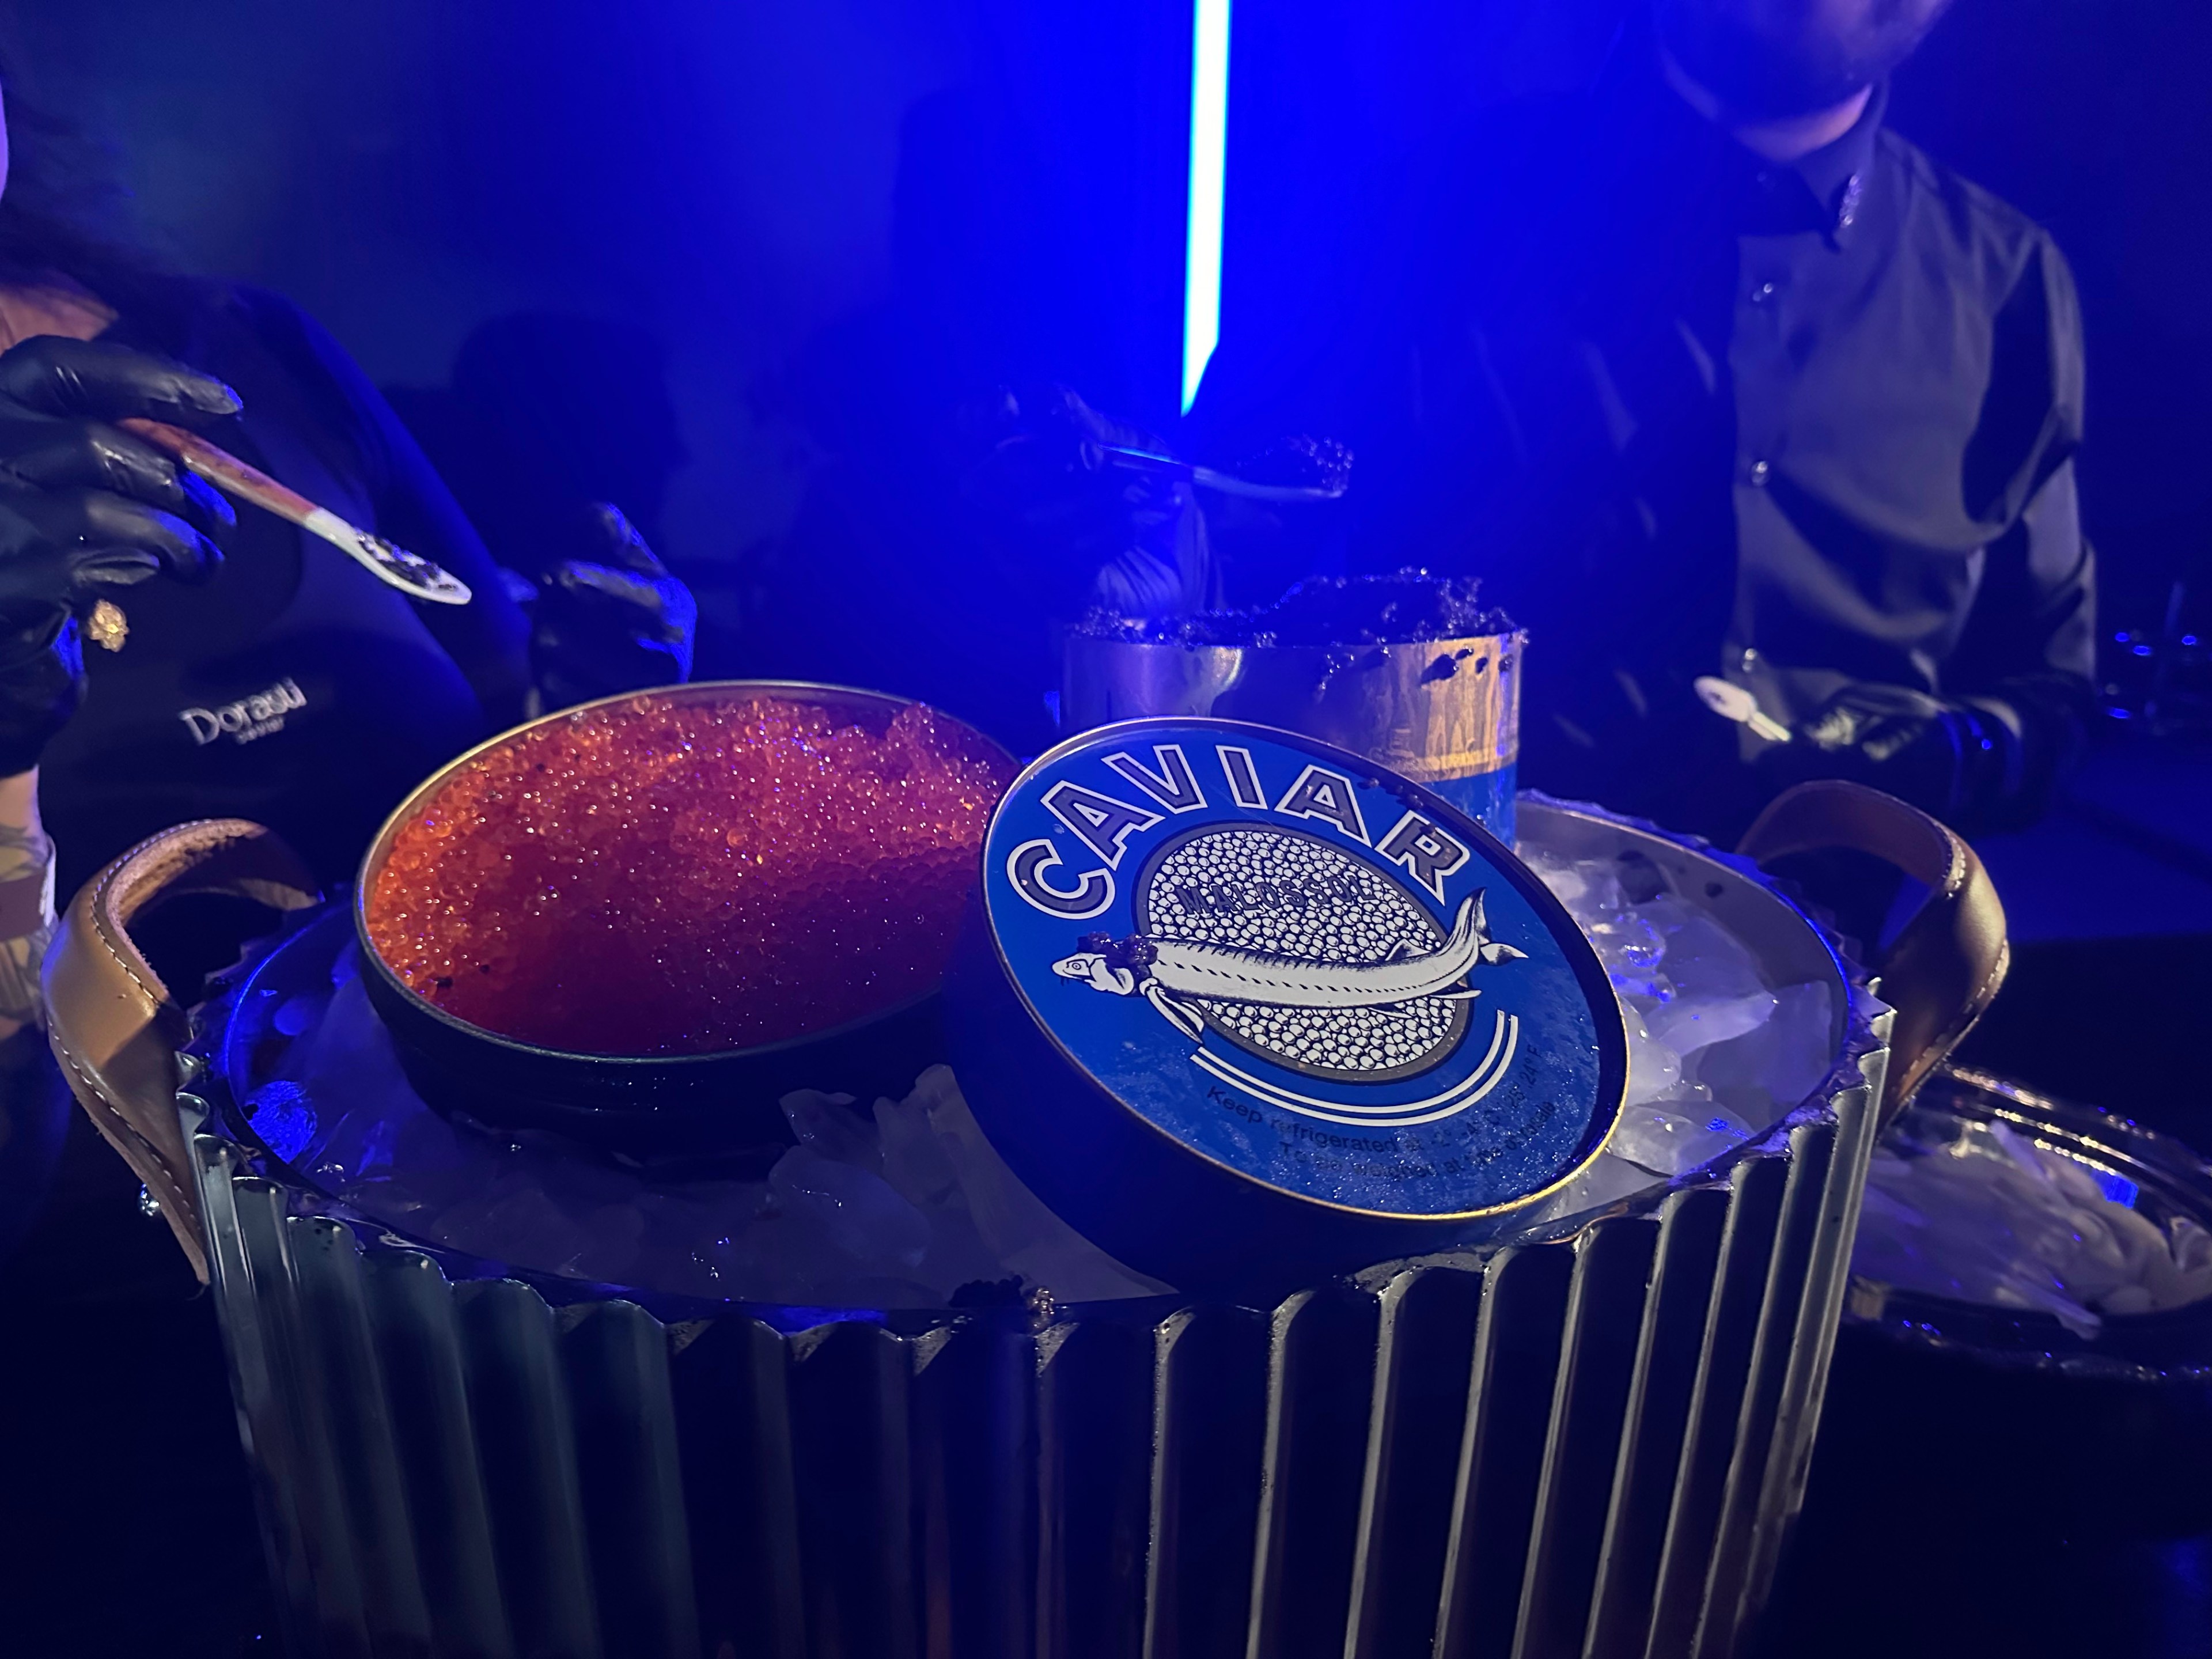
[{"xmin": 1654, "ymin": 0, "xmax": 1955, "ymax": 118}]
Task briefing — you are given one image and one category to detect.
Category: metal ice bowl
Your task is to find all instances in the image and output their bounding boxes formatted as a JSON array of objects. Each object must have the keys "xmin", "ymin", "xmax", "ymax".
[
  {"xmin": 173, "ymin": 789, "xmax": 1887, "ymax": 1659},
  {"xmin": 1847, "ymin": 1066, "xmax": 2212, "ymax": 1366}
]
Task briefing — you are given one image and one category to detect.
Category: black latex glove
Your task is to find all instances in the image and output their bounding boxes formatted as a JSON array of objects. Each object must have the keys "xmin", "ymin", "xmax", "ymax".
[
  {"xmin": 0, "ymin": 337, "xmax": 238, "ymax": 773},
  {"xmin": 1775, "ymin": 682, "xmax": 2013, "ymax": 825},
  {"xmin": 956, "ymin": 385, "xmax": 1214, "ymax": 623},
  {"xmin": 525, "ymin": 503, "xmax": 696, "ymax": 710}
]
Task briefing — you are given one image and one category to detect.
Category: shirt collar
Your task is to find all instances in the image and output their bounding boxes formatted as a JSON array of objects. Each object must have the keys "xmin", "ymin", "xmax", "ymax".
[
  {"xmin": 1789, "ymin": 81, "xmax": 1885, "ymax": 244},
  {"xmin": 1600, "ymin": 26, "xmax": 1888, "ymax": 245}
]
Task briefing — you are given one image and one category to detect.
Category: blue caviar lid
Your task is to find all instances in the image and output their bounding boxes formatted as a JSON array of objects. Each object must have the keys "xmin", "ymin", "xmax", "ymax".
[{"xmin": 945, "ymin": 718, "xmax": 1628, "ymax": 1296}]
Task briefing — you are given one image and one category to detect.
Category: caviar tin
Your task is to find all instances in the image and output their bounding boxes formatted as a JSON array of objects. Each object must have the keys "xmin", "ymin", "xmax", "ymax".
[
  {"xmin": 353, "ymin": 680, "xmax": 1010, "ymax": 1157},
  {"xmin": 946, "ymin": 717, "xmax": 1627, "ymax": 1295}
]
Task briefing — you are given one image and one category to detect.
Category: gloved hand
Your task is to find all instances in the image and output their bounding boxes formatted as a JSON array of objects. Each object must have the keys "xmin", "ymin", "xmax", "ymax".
[
  {"xmin": 0, "ymin": 337, "xmax": 238, "ymax": 773},
  {"xmin": 1778, "ymin": 681, "xmax": 2014, "ymax": 824},
  {"xmin": 525, "ymin": 503, "xmax": 696, "ymax": 709},
  {"xmin": 956, "ymin": 384, "xmax": 1215, "ymax": 622}
]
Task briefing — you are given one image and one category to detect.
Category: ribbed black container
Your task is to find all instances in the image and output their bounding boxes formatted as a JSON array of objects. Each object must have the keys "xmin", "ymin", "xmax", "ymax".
[
  {"xmin": 178, "ymin": 797, "xmax": 1891, "ymax": 1659},
  {"xmin": 180, "ymin": 1080, "xmax": 1882, "ymax": 1659}
]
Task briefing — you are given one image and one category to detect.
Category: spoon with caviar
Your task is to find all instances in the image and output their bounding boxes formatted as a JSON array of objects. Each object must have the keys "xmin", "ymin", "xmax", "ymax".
[
  {"xmin": 119, "ymin": 418, "xmax": 473, "ymax": 606},
  {"xmin": 1096, "ymin": 433, "xmax": 1353, "ymax": 503}
]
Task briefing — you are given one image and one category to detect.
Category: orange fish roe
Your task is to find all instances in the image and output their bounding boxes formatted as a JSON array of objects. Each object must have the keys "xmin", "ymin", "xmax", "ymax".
[{"xmin": 363, "ymin": 693, "xmax": 1014, "ymax": 1055}]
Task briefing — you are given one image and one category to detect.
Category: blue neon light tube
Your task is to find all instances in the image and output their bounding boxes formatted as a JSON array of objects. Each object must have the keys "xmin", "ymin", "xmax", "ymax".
[{"xmin": 1181, "ymin": 0, "xmax": 1232, "ymax": 414}]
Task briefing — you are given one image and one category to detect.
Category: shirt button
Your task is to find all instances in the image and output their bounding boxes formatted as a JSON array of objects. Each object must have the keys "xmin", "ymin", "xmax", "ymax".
[
  {"xmin": 1741, "ymin": 647, "xmax": 1760, "ymax": 671},
  {"xmin": 1751, "ymin": 281, "xmax": 1778, "ymax": 304},
  {"xmin": 1749, "ymin": 459, "xmax": 1772, "ymax": 486}
]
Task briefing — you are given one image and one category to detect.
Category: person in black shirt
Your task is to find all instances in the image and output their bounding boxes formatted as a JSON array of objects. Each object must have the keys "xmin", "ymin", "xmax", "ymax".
[{"xmin": 1190, "ymin": 0, "xmax": 2093, "ymax": 843}]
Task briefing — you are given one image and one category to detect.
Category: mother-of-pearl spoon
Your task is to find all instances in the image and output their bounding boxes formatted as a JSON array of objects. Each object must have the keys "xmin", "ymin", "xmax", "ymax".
[
  {"xmin": 1693, "ymin": 675, "xmax": 1794, "ymax": 744},
  {"xmin": 120, "ymin": 417, "xmax": 472, "ymax": 605}
]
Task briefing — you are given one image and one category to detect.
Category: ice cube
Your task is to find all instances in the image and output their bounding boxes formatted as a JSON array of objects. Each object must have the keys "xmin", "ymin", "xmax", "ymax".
[
  {"xmin": 1621, "ymin": 1006, "xmax": 1684, "ymax": 1107},
  {"xmin": 1647, "ymin": 990, "xmax": 1777, "ymax": 1057},
  {"xmin": 908, "ymin": 1067, "xmax": 1172, "ymax": 1301},
  {"xmin": 1529, "ymin": 858, "xmax": 1593, "ymax": 909},
  {"xmin": 282, "ymin": 976, "xmax": 421, "ymax": 1133},
  {"xmin": 1584, "ymin": 911, "xmax": 1668, "ymax": 998},
  {"xmin": 1609, "ymin": 1102, "xmax": 1756, "ymax": 1177},
  {"xmin": 1638, "ymin": 897, "xmax": 1769, "ymax": 1005},
  {"xmin": 431, "ymin": 1174, "xmax": 593, "ymax": 1275},
  {"xmin": 308, "ymin": 1108, "xmax": 398, "ymax": 1188},
  {"xmin": 632, "ymin": 1183, "xmax": 773, "ymax": 1297},
  {"xmin": 781, "ymin": 1088, "xmax": 885, "ymax": 1173},
  {"xmin": 768, "ymin": 1146, "xmax": 931, "ymax": 1271},
  {"xmin": 571, "ymin": 1203, "xmax": 646, "ymax": 1282},
  {"xmin": 1688, "ymin": 981, "xmax": 1837, "ymax": 1126},
  {"xmin": 1525, "ymin": 849, "xmax": 1619, "ymax": 915},
  {"xmin": 1524, "ymin": 1151, "xmax": 1666, "ymax": 1227},
  {"xmin": 874, "ymin": 1088, "xmax": 961, "ymax": 1209}
]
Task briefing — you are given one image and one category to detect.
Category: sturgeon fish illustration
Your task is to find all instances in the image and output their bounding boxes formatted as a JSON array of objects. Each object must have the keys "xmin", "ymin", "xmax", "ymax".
[{"xmin": 1051, "ymin": 891, "xmax": 1526, "ymax": 1027}]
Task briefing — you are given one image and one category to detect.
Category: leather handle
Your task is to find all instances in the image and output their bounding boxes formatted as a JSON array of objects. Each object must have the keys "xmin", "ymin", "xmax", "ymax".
[
  {"xmin": 42, "ymin": 819, "xmax": 321, "ymax": 1280},
  {"xmin": 1737, "ymin": 781, "xmax": 2009, "ymax": 1126}
]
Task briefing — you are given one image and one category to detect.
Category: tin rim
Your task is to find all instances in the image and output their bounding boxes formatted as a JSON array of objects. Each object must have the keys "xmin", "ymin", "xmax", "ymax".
[{"xmin": 974, "ymin": 714, "xmax": 1631, "ymax": 1226}]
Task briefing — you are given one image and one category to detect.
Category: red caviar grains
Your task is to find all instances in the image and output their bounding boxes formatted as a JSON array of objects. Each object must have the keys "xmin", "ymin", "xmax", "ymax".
[{"xmin": 363, "ymin": 693, "xmax": 1013, "ymax": 1056}]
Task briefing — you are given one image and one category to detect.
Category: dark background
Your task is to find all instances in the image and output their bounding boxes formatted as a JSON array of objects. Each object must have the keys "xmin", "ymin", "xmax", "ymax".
[
  {"xmin": 2, "ymin": 2, "xmax": 2209, "ymax": 1654},
  {"xmin": 9, "ymin": 0, "xmax": 2208, "ymax": 639}
]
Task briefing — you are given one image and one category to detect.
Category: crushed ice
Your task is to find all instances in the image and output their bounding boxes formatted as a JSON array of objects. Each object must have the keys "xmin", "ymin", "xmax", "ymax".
[
  {"xmin": 1851, "ymin": 1117, "xmax": 2212, "ymax": 1339},
  {"xmin": 249, "ymin": 832, "xmax": 1847, "ymax": 1306},
  {"xmin": 251, "ymin": 941, "xmax": 1169, "ymax": 1309},
  {"xmin": 1516, "ymin": 846, "xmax": 1839, "ymax": 1223}
]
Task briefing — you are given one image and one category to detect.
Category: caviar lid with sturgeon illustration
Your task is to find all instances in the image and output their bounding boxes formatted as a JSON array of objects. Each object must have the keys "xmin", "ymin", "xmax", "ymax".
[{"xmin": 945, "ymin": 718, "xmax": 1629, "ymax": 1296}]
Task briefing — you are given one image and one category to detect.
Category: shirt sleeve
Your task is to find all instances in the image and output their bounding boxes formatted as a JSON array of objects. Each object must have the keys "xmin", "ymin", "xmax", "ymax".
[{"xmin": 224, "ymin": 288, "xmax": 534, "ymax": 728}]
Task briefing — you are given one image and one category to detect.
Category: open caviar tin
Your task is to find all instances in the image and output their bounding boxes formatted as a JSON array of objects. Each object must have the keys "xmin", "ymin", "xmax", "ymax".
[
  {"xmin": 945, "ymin": 717, "xmax": 1629, "ymax": 1295},
  {"xmin": 353, "ymin": 680, "xmax": 1014, "ymax": 1156}
]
